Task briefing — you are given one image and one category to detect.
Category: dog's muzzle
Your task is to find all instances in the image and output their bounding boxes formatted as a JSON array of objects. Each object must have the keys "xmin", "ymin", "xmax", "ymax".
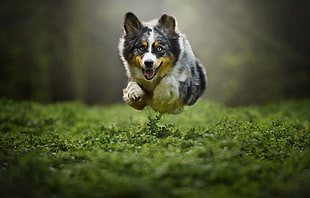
[{"xmin": 142, "ymin": 61, "xmax": 162, "ymax": 80}]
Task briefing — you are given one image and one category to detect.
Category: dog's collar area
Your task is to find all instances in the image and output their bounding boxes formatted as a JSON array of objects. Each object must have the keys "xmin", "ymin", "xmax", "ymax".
[
  {"xmin": 142, "ymin": 62, "xmax": 162, "ymax": 80},
  {"xmin": 138, "ymin": 83, "xmax": 153, "ymax": 96}
]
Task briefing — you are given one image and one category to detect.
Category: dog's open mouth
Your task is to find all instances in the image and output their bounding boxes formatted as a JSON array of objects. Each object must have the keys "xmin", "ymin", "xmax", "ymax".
[{"xmin": 142, "ymin": 62, "xmax": 162, "ymax": 80}]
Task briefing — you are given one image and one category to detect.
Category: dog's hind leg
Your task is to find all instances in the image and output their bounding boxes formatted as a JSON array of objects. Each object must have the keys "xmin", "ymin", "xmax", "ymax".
[{"xmin": 123, "ymin": 81, "xmax": 147, "ymax": 110}]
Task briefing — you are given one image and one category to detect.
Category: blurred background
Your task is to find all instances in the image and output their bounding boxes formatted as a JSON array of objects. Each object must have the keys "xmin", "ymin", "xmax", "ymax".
[{"xmin": 0, "ymin": 0, "xmax": 309, "ymax": 106}]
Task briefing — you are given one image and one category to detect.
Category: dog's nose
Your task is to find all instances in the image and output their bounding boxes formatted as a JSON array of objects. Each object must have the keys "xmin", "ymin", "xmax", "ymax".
[{"xmin": 144, "ymin": 60, "xmax": 154, "ymax": 68}]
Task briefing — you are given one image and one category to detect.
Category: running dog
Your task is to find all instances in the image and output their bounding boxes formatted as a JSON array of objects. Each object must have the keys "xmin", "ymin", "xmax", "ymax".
[{"xmin": 119, "ymin": 12, "xmax": 207, "ymax": 113}]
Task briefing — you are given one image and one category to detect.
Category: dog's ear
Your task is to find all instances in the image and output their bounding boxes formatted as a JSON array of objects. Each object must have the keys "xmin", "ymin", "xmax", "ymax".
[
  {"xmin": 124, "ymin": 12, "xmax": 142, "ymax": 35},
  {"xmin": 157, "ymin": 14, "xmax": 176, "ymax": 33}
]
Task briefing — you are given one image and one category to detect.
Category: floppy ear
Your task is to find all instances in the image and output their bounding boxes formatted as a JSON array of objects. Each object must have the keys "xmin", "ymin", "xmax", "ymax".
[
  {"xmin": 157, "ymin": 14, "xmax": 176, "ymax": 33},
  {"xmin": 124, "ymin": 12, "xmax": 142, "ymax": 35}
]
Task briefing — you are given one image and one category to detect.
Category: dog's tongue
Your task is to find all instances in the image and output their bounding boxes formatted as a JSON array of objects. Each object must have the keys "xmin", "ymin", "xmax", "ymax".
[{"xmin": 144, "ymin": 69, "xmax": 155, "ymax": 80}]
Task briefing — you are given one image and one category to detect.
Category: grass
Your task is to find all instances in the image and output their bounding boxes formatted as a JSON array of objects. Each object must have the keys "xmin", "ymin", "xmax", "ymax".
[{"xmin": 0, "ymin": 98, "xmax": 309, "ymax": 198}]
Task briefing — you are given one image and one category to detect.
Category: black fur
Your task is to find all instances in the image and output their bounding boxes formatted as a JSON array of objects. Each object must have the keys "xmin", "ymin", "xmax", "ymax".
[{"xmin": 123, "ymin": 26, "xmax": 152, "ymax": 61}]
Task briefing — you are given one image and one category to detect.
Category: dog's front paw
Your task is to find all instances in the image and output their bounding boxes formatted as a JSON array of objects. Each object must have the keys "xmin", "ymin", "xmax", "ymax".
[
  {"xmin": 123, "ymin": 82, "xmax": 146, "ymax": 110},
  {"xmin": 123, "ymin": 82, "xmax": 143, "ymax": 102}
]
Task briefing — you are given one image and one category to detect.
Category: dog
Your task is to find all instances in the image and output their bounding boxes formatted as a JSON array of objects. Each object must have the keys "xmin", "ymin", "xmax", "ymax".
[{"xmin": 118, "ymin": 12, "xmax": 207, "ymax": 113}]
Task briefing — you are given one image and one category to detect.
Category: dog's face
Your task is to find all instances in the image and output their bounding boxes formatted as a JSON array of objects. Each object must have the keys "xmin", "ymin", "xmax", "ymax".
[{"xmin": 121, "ymin": 13, "xmax": 180, "ymax": 81}]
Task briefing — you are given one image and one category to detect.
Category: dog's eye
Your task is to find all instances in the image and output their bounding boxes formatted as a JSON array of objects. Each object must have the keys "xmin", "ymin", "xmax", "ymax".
[
  {"xmin": 155, "ymin": 46, "xmax": 163, "ymax": 52},
  {"xmin": 138, "ymin": 46, "xmax": 146, "ymax": 52}
]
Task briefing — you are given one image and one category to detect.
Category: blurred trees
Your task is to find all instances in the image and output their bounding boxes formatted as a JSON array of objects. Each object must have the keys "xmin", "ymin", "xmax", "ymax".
[{"xmin": 0, "ymin": 0, "xmax": 309, "ymax": 105}]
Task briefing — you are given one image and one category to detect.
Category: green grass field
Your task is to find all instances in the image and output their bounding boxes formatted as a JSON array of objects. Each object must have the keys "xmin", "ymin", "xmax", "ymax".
[{"xmin": 0, "ymin": 98, "xmax": 309, "ymax": 198}]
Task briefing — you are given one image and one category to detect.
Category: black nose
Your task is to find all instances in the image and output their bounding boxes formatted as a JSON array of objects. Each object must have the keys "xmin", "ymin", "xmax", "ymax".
[{"xmin": 144, "ymin": 60, "xmax": 154, "ymax": 68}]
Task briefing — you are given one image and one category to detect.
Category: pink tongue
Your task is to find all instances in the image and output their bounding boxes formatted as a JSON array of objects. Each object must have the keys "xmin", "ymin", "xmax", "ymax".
[{"xmin": 144, "ymin": 69, "xmax": 155, "ymax": 80}]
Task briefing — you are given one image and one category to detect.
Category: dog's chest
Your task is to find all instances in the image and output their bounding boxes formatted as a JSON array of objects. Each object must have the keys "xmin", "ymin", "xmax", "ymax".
[{"xmin": 134, "ymin": 77, "xmax": 161, "ymax": 95}]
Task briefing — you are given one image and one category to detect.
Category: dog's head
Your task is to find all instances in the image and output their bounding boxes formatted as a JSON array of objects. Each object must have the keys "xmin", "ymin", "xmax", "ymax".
[{"xmin": 120, "ymin": 12, "xmax": 181, "ymax": 81}]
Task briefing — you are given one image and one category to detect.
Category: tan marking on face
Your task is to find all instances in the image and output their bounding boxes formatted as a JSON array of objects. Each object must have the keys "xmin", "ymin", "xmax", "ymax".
[
  {"xmin": 129, "ymin": 55, "xmax": 143, "ymax": 68},
  {"xmin": 154, "ymin": 41, "xmax": 160, "ymax": 47},
  {"xmin": 157, "ymin": 54, "xmax": 175, "ymax": 75},
  {"xmin": 141, "ymin": 41, "xmax": 148, "ymax": 47}
]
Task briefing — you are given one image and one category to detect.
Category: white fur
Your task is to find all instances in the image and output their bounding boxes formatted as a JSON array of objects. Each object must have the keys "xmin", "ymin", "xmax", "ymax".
[
  {"xmin": 147, "ymin": 27, "xmax": 155, "ymax": 47},
  {"xmin": 153, "ymin": 75, "xmax": 179, "ymax": 103},
  {"xmin": 142, "ymin": 52, "xmax": 156, "ymax": 67},
  {"xmin": 123, "ymin": 81, "xmax": 143, "ymax": 102}
]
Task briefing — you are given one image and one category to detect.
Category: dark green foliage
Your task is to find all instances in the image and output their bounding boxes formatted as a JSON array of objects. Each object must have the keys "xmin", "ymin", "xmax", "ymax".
[{"xmin": 0, "ymin": 98, "xmax": 309, "ymax": 197}]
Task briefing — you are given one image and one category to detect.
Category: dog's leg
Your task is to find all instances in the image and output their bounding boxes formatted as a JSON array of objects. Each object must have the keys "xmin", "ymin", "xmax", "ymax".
[
  {"xmin": 152, "ymin": 76, "xmax": 183, "ymax": 113},
  {"xmin": 123, "ymin": 81, "xmax": 146, "ymax": 110}
]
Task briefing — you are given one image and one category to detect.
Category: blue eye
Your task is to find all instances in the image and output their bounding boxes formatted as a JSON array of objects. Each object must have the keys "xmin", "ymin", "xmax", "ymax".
[
  {"xmin": 138, "ymin": 46, "xmax": 146, "ymax": 52},
  {"xmin": 156, "ymin": 46, "xmax": 163, "ymax": 52}
]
